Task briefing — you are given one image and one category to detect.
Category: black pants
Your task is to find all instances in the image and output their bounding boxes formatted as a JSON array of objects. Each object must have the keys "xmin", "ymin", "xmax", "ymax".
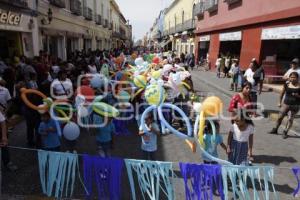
[
  {"xmin": 24, "ymin": 108, "xmax": 41, "ymax": 146},
  {"xmin": 1, "ymin": 146, "xmax": 10, "ymax": 166}
]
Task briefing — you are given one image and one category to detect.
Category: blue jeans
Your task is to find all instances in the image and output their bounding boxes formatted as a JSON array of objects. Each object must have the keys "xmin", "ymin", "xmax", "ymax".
[{"xmin": 97, "ymin": 141, "xmax": 112, "ymax": 157}]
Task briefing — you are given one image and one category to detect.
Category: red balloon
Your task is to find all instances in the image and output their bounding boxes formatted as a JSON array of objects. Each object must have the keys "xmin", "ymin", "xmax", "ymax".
[
  {"xmin": 76, "ymin": 86, "xmax": 95, "ymax": 102},
  {"xmin": 152, "ymin": 57, "xmax": 160, "ymax": 64}
]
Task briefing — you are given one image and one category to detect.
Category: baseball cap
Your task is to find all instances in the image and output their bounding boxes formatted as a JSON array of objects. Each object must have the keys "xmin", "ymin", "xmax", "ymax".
[{"xmin": 291, "ymin": 58, "xmax": 299, "ymax": 64}]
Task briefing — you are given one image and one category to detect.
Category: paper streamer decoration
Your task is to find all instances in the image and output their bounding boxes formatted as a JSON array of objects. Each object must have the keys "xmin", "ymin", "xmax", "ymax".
[
  {"xmin": 38, "ymin": 150, "xmax": 86, "ymax": 198},
  {"xmin": 83, "ymin": 155, "xmax": 123, "ymax": 200},
  {"xmin": 125, "ymin": 159, "xmax": 174, "ymax": 200},
  {"xmin": 221, "ymin": 165, "xmax": 279, "ymax": 200},
  {"xmin": 179, "ymin": 163, "xmax": 224, "ymax": 200},
  {"xmin": 292, "ymin": 167, "xmax": 300, "ymax": 197}
]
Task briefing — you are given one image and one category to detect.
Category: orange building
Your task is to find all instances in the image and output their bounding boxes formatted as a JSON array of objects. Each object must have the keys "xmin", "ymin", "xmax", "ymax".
[{"xmin": 194, "ymin": 0, "xmax": 300, "ymax": 75}]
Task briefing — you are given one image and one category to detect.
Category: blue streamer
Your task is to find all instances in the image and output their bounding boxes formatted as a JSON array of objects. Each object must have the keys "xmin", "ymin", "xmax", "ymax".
[
  {"xmin": 179, "ymin": 162, "xmax": 224, "ymax": 200},
  {"xmin": 125, "ymin": 159, "xmax": 174, "ymax": 200},
  {"xmin": 83, "ymin": 155, "xmax": 123, "ymax": 200},
  {"xmin": 37, "ymin": 150, "xmax": 84, "ymax": 198},
  {"xmin": 221, "ymin": 165, "xmax": 278, "ymax": 200},
  {"xmin": 292, "ymin": 167, "xmax": 300, "ymax": 197}
]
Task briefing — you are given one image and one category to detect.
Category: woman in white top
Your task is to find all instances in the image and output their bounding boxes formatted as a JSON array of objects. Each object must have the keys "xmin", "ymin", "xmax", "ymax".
[
  {"xmin": 50, "ymin": 70, "xmax": 73, "ymax": 100},
  {"xmin": 227, "ymin": 110, "xmax": 254, "ymax": 165},
  {"xmin": 87, "ymin": 60, "xmax": 98, "ymax": 74}
]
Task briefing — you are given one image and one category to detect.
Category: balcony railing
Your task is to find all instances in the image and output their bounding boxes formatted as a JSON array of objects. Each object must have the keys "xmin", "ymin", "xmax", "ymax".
[
  {"xmin": 49, "ymin": 0, "xmax": 65, "ymax": 8},
  {"xmin": 194, "ymin": 1, "xmax": 205, "ymax": 19},
  {"xmin": 95, "ymin": 15, "xmax": 102, "ymax": 25},
  {"xmin": 205, "ymin": 0, "xmax": 218, "ymax": 13},
  {"xmin": 70, "ymin": 0, "xmax": 81, "ymax": 16},
  {"xmin": 0, "ymin": 0, "xmax": 28, "ymax": 8},
  {"xmin": 183, "ymin": 19, "xmax": 194, "ymax": 30},
  {"xmin": 224, "ymin": 0, "xmax": 241, "ymax": 5},
  {"xmin": 83, "ymin": 7, "xmax": 93, "ymax": 21}
]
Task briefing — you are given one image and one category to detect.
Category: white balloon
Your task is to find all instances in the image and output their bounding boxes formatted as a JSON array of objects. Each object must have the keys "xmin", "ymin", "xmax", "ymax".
[
  {"xmin": 193, "ymin": 103, "xmax": 202, "ymax": 113},
  {"xmin": 63, "ymin": 122, "xmax": 80, "ymax": 141},
  {"xmin": 78, "ymin": 106, "xmax": 89, "ymax": 118},
  {"xmin": 37, "ymin": 104, "xmax": 47, "ymax": 114}
]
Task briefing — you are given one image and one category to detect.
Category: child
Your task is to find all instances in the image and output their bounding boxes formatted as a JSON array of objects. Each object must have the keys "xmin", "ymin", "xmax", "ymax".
[
  {"xmin": 95, "ymin": 116, "xmax": 115, "ymax": 157},
  {"xmin": 38, "ymin": 112, "xmax": 61, "ymax": 151},
  {"xmin": 139, "ymin": 113, "xmax": 160, "ymax": 160},
  {"xmin": 227, "ymin": 110, "xmax": 254, "ymax": 165},
  {"xmin": 202, "ymin": 120, "xmax": 226, "ymax": 164}
]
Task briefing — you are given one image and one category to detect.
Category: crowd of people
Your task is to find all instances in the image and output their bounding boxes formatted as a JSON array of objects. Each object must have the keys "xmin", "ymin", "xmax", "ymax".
[{"xmin": 0, "ymin": 47, "xmax": 299, "ymax": 174}]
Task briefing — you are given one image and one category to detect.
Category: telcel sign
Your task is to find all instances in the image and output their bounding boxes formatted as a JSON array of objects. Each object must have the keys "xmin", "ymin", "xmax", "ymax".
[{"xmin": 0, "ymin": 9, "xmax": 22, "ymax": 26}]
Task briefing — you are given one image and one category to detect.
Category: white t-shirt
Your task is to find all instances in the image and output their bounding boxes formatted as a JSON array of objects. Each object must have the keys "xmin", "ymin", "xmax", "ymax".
[
  {"xmin": 0, "ymin": 86, "xmax": 11, "ymax": 113},
  {"xmin": 0, "ymin": 111, "xmax": 5, "ymax": 122},
  {"xmin": 230, "ymin": 124, "xmax": 254, "ymax": 142},
  {"xmin": 244, "ymin": 68, "xmax": 264, "ymax": 92},
  {"xmin": 283, "ymin": 68, "xmax": 300, "ymax": 82},
  {"xmin": 51, "ymin": 78, "xmax": 73, "ymax": 99}
]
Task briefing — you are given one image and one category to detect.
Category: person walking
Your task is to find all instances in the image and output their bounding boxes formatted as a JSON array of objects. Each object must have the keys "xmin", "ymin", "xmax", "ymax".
[{"xmin": 269, "ymin": 72, "xmax": 300, "ymax": 139}]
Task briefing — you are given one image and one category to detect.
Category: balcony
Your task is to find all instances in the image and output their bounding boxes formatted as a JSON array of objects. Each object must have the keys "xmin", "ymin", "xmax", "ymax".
[
  {"xmin": 95, "ymin": 15, "xmax": 102, "ymax": 25},
  {"xmin": 83, "ymin": 7, "xmax": 93, "ymax": 21},
  {"xmin": 205, "ymin": 0, "xmax": 218, "ymax": 13},
  {"xmin": 183, "ymin": 19, "xmax": 194, "ymax": 30},
  {"xmin": 224, "ymin": 0, "xmax": 242, "ymax": 5},
  {"xmin": 0, "ymin": 0, "xmax": 28, "ymax": 8},
  {"xmin": 70, "ymin": 0, "xmax": 81, "ymax": 16},
  {"xmin": 49, "ymin": 0, "xmax": 65, "ymax": 8},
  {"xmin": 194, "ymin": 1, "xmax": 205, "ymax": 20}
]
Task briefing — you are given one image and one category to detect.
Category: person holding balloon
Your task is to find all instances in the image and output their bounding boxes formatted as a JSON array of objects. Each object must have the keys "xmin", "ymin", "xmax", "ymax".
[
  {"xmin": 227, "ymin": 110, "xmax": 254, "ymax": 165},
  {"xmin": 38, "ymin": 112, "xmax": 61, "ymax": 152},
  {"xmin": 139, "ymin": 113, "xmax": 160, "ymax": 161},
  {"xmin": 94, "ymin": 115, "xmax": 116, "ymax": 158},
  {"xmin": 202, "ymin": 120, "xmax": 227, "ymax": 164}
]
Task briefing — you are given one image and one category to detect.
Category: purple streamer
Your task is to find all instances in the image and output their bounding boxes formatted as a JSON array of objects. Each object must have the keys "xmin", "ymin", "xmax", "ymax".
[
  {"xmin": 83, "ymin": 155, "xmax": 123, "ymax": 200},
  {"xmin": 292, "ymin": 167, "xmax": 300, "ymax": 197},
  {"xmin": 179, "ymin": 163, "xmax": 224, "ymax": 200}
]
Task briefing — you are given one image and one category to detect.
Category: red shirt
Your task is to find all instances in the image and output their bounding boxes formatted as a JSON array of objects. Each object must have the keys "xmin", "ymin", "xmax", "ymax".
[{"xmin": 228, "ymin": 94, "xmax": 252, "ymax": 112}]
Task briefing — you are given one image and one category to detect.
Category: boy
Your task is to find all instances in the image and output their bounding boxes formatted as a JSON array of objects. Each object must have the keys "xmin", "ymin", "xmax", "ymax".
[
  {"xmin": 95, "ymin": 116, "xmax": 115, "ymax": 157},
  {"xmin": 139, "ymin": 113, "xmax": 160, "ymax": 160},
  {"xmin": 38, "ymin": 112, "xmax": 61, "ymax": 151}
]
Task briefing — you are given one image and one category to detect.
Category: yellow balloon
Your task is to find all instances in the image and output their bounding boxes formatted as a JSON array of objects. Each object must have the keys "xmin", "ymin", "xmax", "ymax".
[
  {"xmin": 201, "ymin": 96, "xmax": 223, "ymax": 116},
  {"xmin": 151, "ymin": 70, "xmax": 161, "ymax": 80},
  {"xmin": 134, "ymin": 75, "xmax": 147, "ymax": 88},
  {"xmin": 198, "ymin": 111, "xmax": 205, "ymax": 147},
  {"xmin": 144, "ymin": 84, "xmax": 165, "ymax": 106}
]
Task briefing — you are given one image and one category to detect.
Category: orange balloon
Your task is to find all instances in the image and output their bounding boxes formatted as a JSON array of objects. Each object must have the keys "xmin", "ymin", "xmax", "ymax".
[
  {"xmin": 201, "ymin": 96, "xmax": 223, "ymax": 116},
  {"xmin": 20, "ymin": 88, "xmax": 48, "ymax": 111}
]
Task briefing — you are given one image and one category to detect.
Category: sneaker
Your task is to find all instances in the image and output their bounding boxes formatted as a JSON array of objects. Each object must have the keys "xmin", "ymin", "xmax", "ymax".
[
  {"xmin": 269, "ymin": 128, "xmax": 278, "ymax": 134},
  {"xmin": 282, "ymin": 130, "xmax": 288, "ymax": 139},
  {"xmin": 5, "ymin": 162, "xmax": 18, "ymax": 172}
]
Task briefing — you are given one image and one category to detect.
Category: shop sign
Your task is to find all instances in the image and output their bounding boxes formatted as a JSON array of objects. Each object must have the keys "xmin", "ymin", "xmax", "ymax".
[
  {"xmin": 199, "ymin": 35, "xmax": 210, "ymax": 41},
  {"xmin": 0, "ymin": 9, "xmax": 22, "ymax": 26},
  {"xmin": 219, "ymin": 31, "xmax": 242, "ymax": 41},
  {"xmin": 261, "ymin": 25, "xmax": 300, "ymax": 40}
]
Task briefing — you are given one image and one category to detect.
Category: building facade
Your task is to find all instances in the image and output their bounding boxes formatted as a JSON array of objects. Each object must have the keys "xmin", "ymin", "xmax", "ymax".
[
  {"xmin": 0, "ymin": 0, "xmax": 39, "ymax": 59},
  {"xmin": 38, "ymin": 0, "xmax": 112, "ymax": 60},
  {"xmin": 163, "ymin": 0, "xmax": 196, "ymax": 55},
  {"xmin": 0, "ymin": 0, "xmax": 131, "ymax": 61},
  {"xmin": 194, "ymin": 0, "xmax": 300, "ymax": 75}
]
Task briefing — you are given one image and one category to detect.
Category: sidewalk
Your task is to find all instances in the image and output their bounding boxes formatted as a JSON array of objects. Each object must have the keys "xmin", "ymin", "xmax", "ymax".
[{"xmin": 191, "ymin": 70, "xmax": 300, "ymax": 133}]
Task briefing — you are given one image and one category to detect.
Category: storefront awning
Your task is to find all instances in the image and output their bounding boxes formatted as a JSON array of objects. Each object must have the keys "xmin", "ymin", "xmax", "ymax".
[
  {"xmin": 220, "ymin": 31, "xmax": 242, "ymax": 41},
  {"xmin": 262, "ymin": 25, "xmax": 300, "ymax": 40}
]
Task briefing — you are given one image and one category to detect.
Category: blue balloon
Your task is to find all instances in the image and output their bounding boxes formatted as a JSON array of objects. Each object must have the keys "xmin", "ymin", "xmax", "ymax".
[
  {"xmin": 63, "ymin": 122, "xmax": 80, "ymax": 141},
  {"xmin": 157, "ymin": 103, "xmax": 192, "ymax": 139},
  {"xmin": 90, "ymin": 75, "xmax": 107, "ymax": 89}
]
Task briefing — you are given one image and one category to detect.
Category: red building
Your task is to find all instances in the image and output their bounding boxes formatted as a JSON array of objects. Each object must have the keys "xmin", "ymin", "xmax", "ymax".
[{"xmin": 194, "ymin": 0, "xmax": 300, "ymax": 75}]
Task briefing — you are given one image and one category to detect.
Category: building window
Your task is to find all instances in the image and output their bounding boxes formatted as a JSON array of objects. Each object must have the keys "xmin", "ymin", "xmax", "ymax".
[{"xmin": 182, "ymin": 10, "xmax": 184, "ymax": 24}]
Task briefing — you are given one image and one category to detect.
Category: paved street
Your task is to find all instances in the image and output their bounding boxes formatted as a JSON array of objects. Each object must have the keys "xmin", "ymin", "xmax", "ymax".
[{"xmin": 2, "ymin": 70, "xmax": 300, "ymax": 199}]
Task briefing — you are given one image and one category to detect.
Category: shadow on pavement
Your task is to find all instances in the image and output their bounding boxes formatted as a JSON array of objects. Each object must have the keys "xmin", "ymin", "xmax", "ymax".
[{"xmin": 253, "ymin": 155, "xmax": 297, "ymax": 165}]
